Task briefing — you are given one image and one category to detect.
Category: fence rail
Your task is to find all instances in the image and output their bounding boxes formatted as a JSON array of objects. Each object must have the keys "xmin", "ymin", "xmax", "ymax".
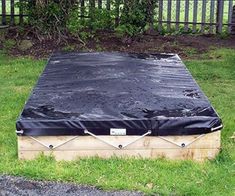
[{"xmin": 1, "ymin": 0, "xmax": 235, "ymax": 34}]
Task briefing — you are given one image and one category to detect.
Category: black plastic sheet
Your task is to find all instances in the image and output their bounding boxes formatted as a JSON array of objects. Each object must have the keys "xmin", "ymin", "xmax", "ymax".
[{"xmin": 16, "ymin": 52, "xmax": 222, "ymax": 136}]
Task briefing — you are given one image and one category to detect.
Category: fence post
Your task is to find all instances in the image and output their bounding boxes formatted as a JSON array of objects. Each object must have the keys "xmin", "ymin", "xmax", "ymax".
[
  {"xmin": 232, "ymin": 5, "xmax": 235, "ymax": 34},
  {"xmin": 106, "ymin": 0, "xmax": 111, "ymax": 11},
  {"xmin": 228, "ymin": 0, "xmax": 233, "ymax": 33},
  {"xmin": 89, "ymin": 0, "xmax": 95, "ymax": 18},
  {"xmin": 158, "ymin": 0, "xmax": 163, "ymax": 32},
  {"xmin": 201, "ymin": 0, "xmax": 207, "ymax": 33},
  {"xmin": 167, "ymin": 0, "xmax": 172, "ymax": 32},
  {"xmin": 81, "ymin": 0, "xmax": 85, "ymax": 18},
  {"xmin": 209, "ymin": 0, "xmax": 215, "ymax": 34},
  {"xmin": 192, "ymin": 0, "xmax": 198, "ymax": 33},
  {"xmin": 98, "ymin": 0, "xmax": 102, "ymax": 9},
  {"xmin": 184, "ymin": 0, "xmax": 189, "ymax": 32},
  {"xmin": 115, "ymin": 0, "xmax": 120, "ymax": 27},
  {"xmin": 10, "ymin": 0, "xmax": 15, "ymax": 25},
  {"xmin": 147, "ymin": 0, "xmax": 155, "ymax": 31},
  {"xmin": 175, "ymin": 0, "xmax": 181, "ymax": 31},
  {"xmin": 1, "ymin": 0, "xmax": 6, "ymax": 25},
  {"xmin": 19, "ymin": 0, "xmax": 24, "ymax": 24},
  {"xmin": 216, "ymin": 0, "xmax": 224, "ymax": 33}
]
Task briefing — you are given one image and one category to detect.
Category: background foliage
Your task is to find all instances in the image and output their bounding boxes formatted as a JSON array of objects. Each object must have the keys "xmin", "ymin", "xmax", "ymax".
[{"xmin": 19, "ymin": 0, "xmax": 158, "ymax": 39}]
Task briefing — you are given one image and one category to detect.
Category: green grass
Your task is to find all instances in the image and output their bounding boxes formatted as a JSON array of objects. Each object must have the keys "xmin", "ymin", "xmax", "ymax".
[{"xmin": 0, "ymin": 49, "xmax": 234, "ymax": 195}]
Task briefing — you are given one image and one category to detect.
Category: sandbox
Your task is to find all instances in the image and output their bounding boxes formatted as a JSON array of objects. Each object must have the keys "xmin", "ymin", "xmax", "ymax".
[{"xmin": 16, "ymin": 52, "xmax": 222, "ymax": 161}]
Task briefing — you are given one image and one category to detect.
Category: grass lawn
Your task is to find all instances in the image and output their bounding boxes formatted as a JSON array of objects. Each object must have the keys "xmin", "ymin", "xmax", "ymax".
[{"xmin": 0, "ymin": 49, "xmax": 234, "ymax": 195}]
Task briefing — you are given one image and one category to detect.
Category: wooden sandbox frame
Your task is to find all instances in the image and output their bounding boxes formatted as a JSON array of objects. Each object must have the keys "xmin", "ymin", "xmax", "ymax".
[{"xmin": 18, "ymin": 131, "xmax": 220, "ymax": 161}]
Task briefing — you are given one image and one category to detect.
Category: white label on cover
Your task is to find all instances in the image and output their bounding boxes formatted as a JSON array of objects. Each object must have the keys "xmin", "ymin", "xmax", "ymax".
[{"xmin": 110, "ymin": 128, "xmax": 126, "ymax": 135}]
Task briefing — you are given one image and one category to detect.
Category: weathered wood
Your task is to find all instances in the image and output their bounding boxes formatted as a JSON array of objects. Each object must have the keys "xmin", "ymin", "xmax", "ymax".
[
  {"xmin": 80, "ymin": 0, "xmax": 85, "ymax": 19},
  {"xmin": 167, "ymin": 0, "xmax": 172, "ymax": 31},
  {"xmin": 209, "ymin": 0, "xmax": 215, "ymax": 34},
  {"xmin": 147, "ymin": 0, "xmax": 155, "ymax": 31},
  {"xmin": 106, "ymin": 0, "xmax": 110, "ymax": 11},
  {"xmin": 192, "ymin": 0, "xmax": 198, "ymax": 33},
  {"xmin": 115, "ymin": 0, "xmax": 120, "ymax": 27},
  {"xmin": 91, "ymin": 0, "xmax": 95, "ymax": 8},
  {"xmin": 98, "ymin": 0, "xmax": 102, "ymax": 9},
  {"xmin": 217, "ymin": 0, "xmax": 224, "ymax": 33},
  {"xmin": 232, "ymin": 5, "xmax": 235, "ymax": 34},
  {"xmin": 201, "ymin": 0, "xmax": 207, "ymax": 33},
  {"xmin": 175, "ymin": 0, "xmax": 181, "ymax": 31},
  {"xmin": 184, "ymin": 0, "xmax": 190, "ymax": 32},
  {"xmin": 156, "ymin": 21, "xmax": 218, "ymax": 26},
  {"xmin": 88, "ymin": 0, "xmax": 95, "ymax": 19},
  {"xmin": 1, "ymin": 0, "xmax": 6, "ymax": 25},
  {"xmin": 10, "ymin": 0, "xmax": 15, "ymax": 25},
  {"xmin": 19, "ymin": 0, "xmax": 24, "ymax": 24},
  {"xmin": 228, "ymin": 0, "xmax": 233, "ymax": 33},
  {"xmin": 18, "ymin": 131, "xmax": 221, "ymax": 161},
  {"xmin": 158, "ymin": 0, "xmax": 163, "ymax": 32}
]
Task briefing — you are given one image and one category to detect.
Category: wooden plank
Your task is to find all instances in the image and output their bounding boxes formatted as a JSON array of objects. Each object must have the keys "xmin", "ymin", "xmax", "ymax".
[
  {"xmin": 184, "ymin": 0, "xmax": 190, "ymax": 32},
  {"xmin": 148, "ymin": 0, "xmax": 154, "ymax": 31},
  {"xmin": 209, "ymin": 0, "xmax": 215, "ymax": 34},
  {"xmin": 232, "ymin": 5, "xmax": 235, "ymax": 34},
  {"xmin": 19, "ymin": 0, "xmax": 24, "ymax": 24},
  {"xmin": 158, "ymin": 0, "xmax": 163, "ymax": 32},
  {"xmin": 18, "ymin": 148, "xmax": 220, "ymax": 162},
  {"xmin": 167, "ymin": 0, "xmax": 172, "ymax": 31},
  {"xmin": 10, "ymin": 0, "xmax": 15, "ymax": 25},
  {"xmin": 201, "ymin": 0, "xmax": 207, "ymax": 33},
  {"xmin": 89, "ymin": 0, "xmax": 95, "ymax": 17},
  {"xmin": 115, "ymin": 0, "xmax": 120, "ymax": 26},
  {"xmin": 90, "ymin": 0, "xmax": 95, "ymax": 8},
  {"xmin": 81, "ymin": 0, "xmax": 85, "ymax": 17},
  {"xmin": 1, "ymin": 0, "xmax": 6, "ymax": 25},
  {"xmin": 175, "ymin": 0, "xmax": 181, "ymax": 31},
  {"xmin": 0, "ymin": 14, "xmax": 27, "ymax": 17},
  {"xmin": 217, "ymin": 0, "xmax": 224, "ymax": 33},
  {"xmin": 192, "ymin": 0, "xmax": 198, "ymax": 33},
  {"xmin": 155, "ymin": 20, "xmax": 219, "ymax": 26},
  {"xmin": 227, "ymin": 0, "xmax": 233, "ymax": 33},
  {"xmin": 18, "ymin": 131, "xmax": 221, "ymax": 151},
  {"xmin": 98, "ymin": 0, "xmax": 102, "ymax": 9},
  {"xmin": 106, "ymin": 0, "xmax": 110, "ymax": 11},
  {"xmin": 18, "ymin": 131, "xmax": 221, "ymax": 161}
]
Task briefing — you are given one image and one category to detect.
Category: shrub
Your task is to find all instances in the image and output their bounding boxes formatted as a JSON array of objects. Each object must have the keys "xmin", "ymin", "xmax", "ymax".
[
  {"xmin": 116, "ymin": 0, "xmax": 158, "ymax": 36},
  {"xmin": 19, "ymin": 0, "xmax": 76, "ymax": 40},
  {"xmin": 67, "ymin": 7, "xmax": 115, "ymax": 35},
  {"xmin": 18, "ymin": 0, "xmax": 158, "ymax": 40}
]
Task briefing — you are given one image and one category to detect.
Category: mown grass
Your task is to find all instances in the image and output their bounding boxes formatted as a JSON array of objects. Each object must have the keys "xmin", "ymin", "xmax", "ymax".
[{"xmin": 0, "ymin": 49, "xmax": 234, "ymax": 195}]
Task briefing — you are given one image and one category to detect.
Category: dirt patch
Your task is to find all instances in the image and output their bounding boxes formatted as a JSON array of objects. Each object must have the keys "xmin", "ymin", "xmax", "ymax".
[
  {"xmin": 1, "ymin": 27, "xmax": 235, "ymax": 59},
  {"xmin": 94, "ymin": 32, "xmax": 235, "ymax": 59}
]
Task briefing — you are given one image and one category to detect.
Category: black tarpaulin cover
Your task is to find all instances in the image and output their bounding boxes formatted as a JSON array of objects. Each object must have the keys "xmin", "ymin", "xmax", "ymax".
[{"xmin": 16, "ymin": 52, "xmax": 222, "ymax": 136}]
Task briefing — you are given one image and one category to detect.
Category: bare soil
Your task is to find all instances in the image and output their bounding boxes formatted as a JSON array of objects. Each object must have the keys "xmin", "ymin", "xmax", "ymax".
[{"xmin": 1, "ymin": 27, "xmax": 235, "ymax": 59}]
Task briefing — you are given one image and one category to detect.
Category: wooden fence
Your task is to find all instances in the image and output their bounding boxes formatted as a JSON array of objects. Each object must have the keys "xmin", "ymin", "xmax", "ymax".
[
  {"xmin": 157, "ymin": 0, "xmax": 235, "ymax": 34},
  {"xmin": 0, "ymin": 0, "xmax": 24, "ymax": 25},
  {"xmin": 1, "ymin": 0, "xmax": 235, "ymax": 34}
]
